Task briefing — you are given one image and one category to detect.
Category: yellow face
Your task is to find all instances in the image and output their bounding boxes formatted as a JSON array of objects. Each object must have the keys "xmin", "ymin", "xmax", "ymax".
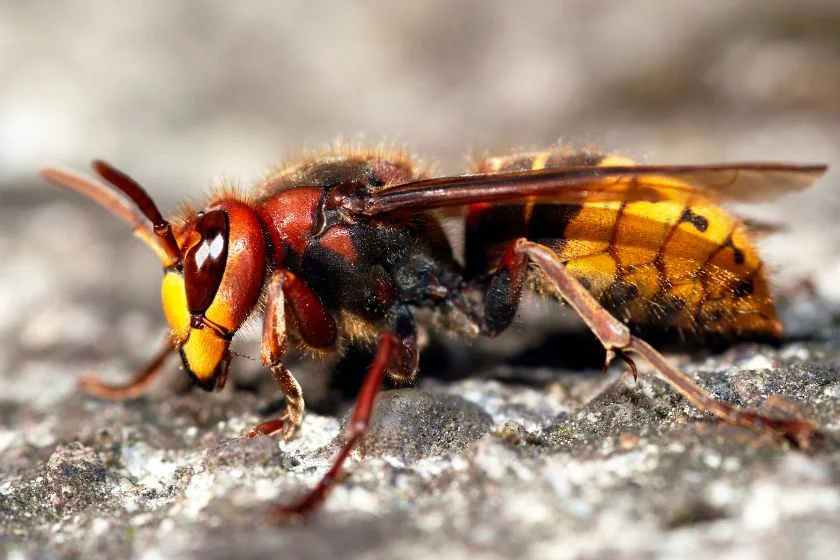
[
  {"xmin": 161, "ymin": 270, "xmax": 231, "ymax": 389},
  {"xmin": 160, "ymin": 201, "xmax": 267, "ymax": 391}
]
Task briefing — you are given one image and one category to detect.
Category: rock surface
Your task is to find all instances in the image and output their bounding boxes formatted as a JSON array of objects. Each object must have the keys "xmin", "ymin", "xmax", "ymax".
[
  {"xmin": 2, "ymin": 195, "xmax": 839, "ymax": 558},
  {"xmin": 2, "ymin": 310, "xmax": 840, "ymax": 559}
]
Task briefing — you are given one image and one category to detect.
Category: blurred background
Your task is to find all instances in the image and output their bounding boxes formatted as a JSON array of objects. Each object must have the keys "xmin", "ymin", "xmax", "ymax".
[{"xmin": 1, "ymin": 0, "xmax": 840, "ymax": 401}]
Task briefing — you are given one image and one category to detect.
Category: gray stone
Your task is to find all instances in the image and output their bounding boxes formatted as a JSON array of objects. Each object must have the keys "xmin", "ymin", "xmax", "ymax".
[{"xmin": 350, "ymin": 389, "xmax": 493, "ymax": 464}]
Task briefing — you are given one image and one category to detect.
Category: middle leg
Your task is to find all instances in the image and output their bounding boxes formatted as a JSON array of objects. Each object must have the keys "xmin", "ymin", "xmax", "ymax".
[{"xmin": 269, "ymin": 304, "xmax": 419, "ymax": 519}]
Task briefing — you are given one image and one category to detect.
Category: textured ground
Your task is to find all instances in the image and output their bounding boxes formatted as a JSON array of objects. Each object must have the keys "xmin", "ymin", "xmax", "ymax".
[
  {"xmin": 2, "ymin": 192, "xmax": 840, "ymax": 560},
  {"xmin": 3, "ymin": 2, "xmax": 840, "ymax": 559}
]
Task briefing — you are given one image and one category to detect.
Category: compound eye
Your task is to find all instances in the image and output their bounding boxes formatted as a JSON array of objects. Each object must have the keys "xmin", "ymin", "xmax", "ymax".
[{"xmin": 184, "ymin": 209, "xmax": 229, "ymax": 315}]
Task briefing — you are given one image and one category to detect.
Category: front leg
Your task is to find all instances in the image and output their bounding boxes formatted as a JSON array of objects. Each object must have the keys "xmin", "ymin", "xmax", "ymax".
[
  {"xmin": 245, "ymin": 270, "xmax": 328, "ymax": 441},
  {"xmin": 78, "ymin": 337, "xmax": 176, "ymax": 400},
  {"xmin": 483, "ymin": 238, "xmax": 817, "ymax": 448}
]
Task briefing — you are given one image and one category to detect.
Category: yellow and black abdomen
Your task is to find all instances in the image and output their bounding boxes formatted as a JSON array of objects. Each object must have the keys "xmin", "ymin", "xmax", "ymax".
[{"xmin": 464, "ymin": 150, "xmax": 781, "ymax": 339}]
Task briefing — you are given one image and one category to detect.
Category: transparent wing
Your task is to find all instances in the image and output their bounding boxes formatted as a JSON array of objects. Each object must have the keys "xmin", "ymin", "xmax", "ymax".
[{"xmin": 343, "ymin": 163, "xmax": 827, "ymax": 217}]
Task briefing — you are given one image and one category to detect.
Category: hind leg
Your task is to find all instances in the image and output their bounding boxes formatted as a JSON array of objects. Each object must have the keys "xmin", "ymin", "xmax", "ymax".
[{"xmin": 482, "ymin": 238, "xmax": 817, "ymax": 448}]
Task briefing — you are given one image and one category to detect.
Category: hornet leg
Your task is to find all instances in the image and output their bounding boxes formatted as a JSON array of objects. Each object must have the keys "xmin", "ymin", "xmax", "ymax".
[
  {"xmin": 270, "ymin": 305, "xmax": 418, "ymax": 519},
  {"xmin": 78, "ymin": 338, "xmax": 176, "ymax": 400},
  {"xmin": 483, "ymin": 238, "xmax": 816, "ymax": 448},
  {"xmin": 245, "ymin": 270, "xmax": 307, "ymax": 441}
]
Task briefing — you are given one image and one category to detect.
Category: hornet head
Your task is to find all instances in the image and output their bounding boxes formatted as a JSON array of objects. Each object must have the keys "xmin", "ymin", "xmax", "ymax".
[{"xmin": 42, "ymin": 161, "xmax": 267, "ymax": 390}]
